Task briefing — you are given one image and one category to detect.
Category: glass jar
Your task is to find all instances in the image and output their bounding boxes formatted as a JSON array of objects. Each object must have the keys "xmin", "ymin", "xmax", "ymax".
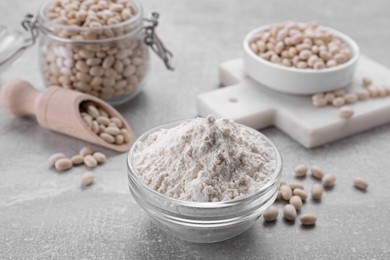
[{"xmin": 15, "ymin": 0, "xmax": 172, "ymax": 105}]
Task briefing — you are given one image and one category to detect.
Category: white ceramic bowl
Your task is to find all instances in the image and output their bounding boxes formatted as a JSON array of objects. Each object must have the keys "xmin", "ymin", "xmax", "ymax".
[{"xmin": 243, "ymin": 23, "xmax": 360, "ymax": 95}]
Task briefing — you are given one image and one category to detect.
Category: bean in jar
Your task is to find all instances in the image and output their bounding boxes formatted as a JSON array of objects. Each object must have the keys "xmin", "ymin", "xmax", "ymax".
[{"xmin": 29, "ymin": 0, "xmax": 172, "ymax": 105}]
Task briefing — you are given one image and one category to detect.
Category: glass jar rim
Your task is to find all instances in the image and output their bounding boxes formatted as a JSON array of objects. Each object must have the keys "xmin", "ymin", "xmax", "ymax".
[
  {"xmin": 37, "ymin": 0, "xmax": 143, "ymax": 42},
  {"xmin": 127, "ymin": 118, "xmax": 283, "ymax": 209}
]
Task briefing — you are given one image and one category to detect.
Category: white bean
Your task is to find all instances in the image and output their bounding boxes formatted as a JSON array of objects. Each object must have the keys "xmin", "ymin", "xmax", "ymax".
[
  {"xmin": 54, "ymin": 158, "xmax": 73, "ymax": 171},
  {"xmin": 80, "ymin": 171, "xmax": 95, "ymax": 187},
  {"xmin": 283, "ymin": 204, "xmax": 297, "ymax": 221},
  {"xmin": 353, "ymin": 177, "xmax": 368, "ymax": 190},
  {"xmin": 49, "ymin": 153, "xmax": 66, "ymax": 167},
  {"xmin": 300, "ymin": 214, "xmax": 317, "ymax": 226}
]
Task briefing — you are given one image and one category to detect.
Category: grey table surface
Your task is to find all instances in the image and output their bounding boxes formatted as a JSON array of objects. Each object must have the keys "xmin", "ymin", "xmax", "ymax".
[{"xmin": 1, "ymin": 0, "xmax": 390, "ymax": 259}]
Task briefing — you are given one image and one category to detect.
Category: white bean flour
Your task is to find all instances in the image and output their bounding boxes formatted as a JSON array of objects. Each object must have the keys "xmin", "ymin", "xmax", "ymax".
[{"xmin": 133, "ymin": 115, "xmax": 276, "ymax": 202}]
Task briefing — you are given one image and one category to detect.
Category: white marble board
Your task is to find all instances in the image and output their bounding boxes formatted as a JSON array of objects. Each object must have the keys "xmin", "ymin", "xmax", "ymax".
[{"xmin": 196, "ymin": 55, "xmax": 390, "ymax": 148}]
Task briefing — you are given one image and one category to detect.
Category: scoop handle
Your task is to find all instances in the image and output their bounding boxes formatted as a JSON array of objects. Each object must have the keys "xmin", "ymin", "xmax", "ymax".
[{"xmin": 0, "ymin": 79, "xmax": 39, "ymax": 116}]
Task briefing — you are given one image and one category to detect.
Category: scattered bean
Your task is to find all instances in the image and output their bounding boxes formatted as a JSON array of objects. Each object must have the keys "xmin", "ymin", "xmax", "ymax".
[
  {"xmin": 300, "ymin": 214, "xmax": 317, "ymax": 226},
  {"xmin": 84, "ymin": 155, "xmax": 98, "ymax": 168},
  {"xmin": 322, "ymin": 173, "xmax": 336, "ymax": 188},
  {"xmin": 362, "ymin": 77, "xmax": 372, "ymax": 87},
  {"xmin": 49, "ymin": 153, "xmax": 66, "ymax": 167},
  {"xmin": 294, "ymin": 164, "xmax": 307, "ymax": 177},
  {"xmin": 280, "ymin": 185, "xmax": 293, "ymax": 201},
  {"xmin": 93, "ymin": 152, "xmax": 107, "ymax": 164},
  {"xmin": 311, "ymin": 184, "xmax": 324, "ymax": 200},
  {"xmin": 310, "ymin": 165, "xmax": 324, "ymax": 180},
  {"xmin": 54, "ymin": 158, "xmax": 73, "ymax": 171},
  {"xmin": 283, "ymin": 204, "xmax": 297, "ymax": 221},
  {"xmin": 339, "ymin": 106, "xmax": 354, "ymax": 119},
  {"xmin": 263, "ymin": 206, "xmax": 278, "ymax": 222},
  {"xmin": 344, "ymin": 93, "xmax": 358, "ymax": 104},
  {"xmin": 80, "ymin": 146, "xmax": 94, "ymax": 157},
  {"xmin": 356, "ymin": 90, "xmax": 369, "ymax": 100},
  {"xmin": 71, "ymin": 154, "xmax": 84, "ymax": 165},
  {"xmin": 80, "ymin": 171, "xmax": 95, "ymax": 187},
  {"xmin": 332, "ymin": 97, "xmax": 346, "ymax": 107},
  {"xmin": 288, "ymin": 183, "xmax": 304, "ymax": 190},
  {"xmin": 353, "ymin": 176, "xmax": 369, "ymax": 190},
  {"xmin": 289, "ymin": 195, "xmax": 303, "ymax": 210},
  {"xmin": 293, "ymin": 188, "xmax": 308, "ymax": 201}
]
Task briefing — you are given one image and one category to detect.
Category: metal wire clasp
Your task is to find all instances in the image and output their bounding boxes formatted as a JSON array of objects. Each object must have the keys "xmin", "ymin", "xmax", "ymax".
[
  {"xmin": 144, "ymin": 12, "xmax": 174, "ymax": 71},
  {"xmin": 21, "ymin": 13, "xmax": 39, "ymax": 46}
]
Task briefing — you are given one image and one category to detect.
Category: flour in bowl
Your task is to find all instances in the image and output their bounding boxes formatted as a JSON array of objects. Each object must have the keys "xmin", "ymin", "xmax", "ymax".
[{"xmin": 133, "ymin": 115, "xmax": 276, "ymax": 202}]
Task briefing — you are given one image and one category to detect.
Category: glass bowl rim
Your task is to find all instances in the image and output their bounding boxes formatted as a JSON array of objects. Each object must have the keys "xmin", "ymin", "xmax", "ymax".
[{"xmin": 127, "ymin": 118, "xmax": 283, "ymax": 209}]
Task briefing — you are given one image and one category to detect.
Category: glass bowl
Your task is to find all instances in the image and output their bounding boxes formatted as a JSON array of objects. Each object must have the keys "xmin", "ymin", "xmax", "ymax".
[{"xmin": 127, "ymin": 120, "xmax": 282, "ymax": 243}]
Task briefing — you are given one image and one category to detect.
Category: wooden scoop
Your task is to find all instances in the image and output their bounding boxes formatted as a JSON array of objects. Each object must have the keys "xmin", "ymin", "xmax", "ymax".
[{"xmin": 0, "ymin": 79, "xmax": 134, "ymax": 152}]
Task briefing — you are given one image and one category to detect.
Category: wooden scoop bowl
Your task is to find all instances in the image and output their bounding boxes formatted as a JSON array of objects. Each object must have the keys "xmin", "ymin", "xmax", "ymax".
[{"xmin": 0, "ymin": 79, "xmax": 134, "ymax": 152}]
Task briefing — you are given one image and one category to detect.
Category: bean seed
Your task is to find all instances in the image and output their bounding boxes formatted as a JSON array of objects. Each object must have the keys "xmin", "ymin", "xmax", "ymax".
[
  {"xmin": 293, "ymin": 188, "xmax": 308, "ymax": 201},
  {"xmin": 97, "ymin": 116, "xmax": 110, "ymax": 126},
  {"xmin": 310, "ymin": 165, "xmax": 324, "ymax": 180},
  {"xmin": 283, "ymin": 204, "xmax": 297, "ymax": 221},
  {"xmin": 263, "ymin": 206, "xmax": 278, "ymax": 222},
  {"xmin": 334, "ymin": 89, "xmax": 346, "ymax": 97},
  {"xmin": 100, "ymin": 132, "xmax": 115, "ymax": 143},
  {"xmin": 80, "ymin": 146, "xmax": 94, "ymax": 157},
  {"xmin": 300, "ymin": 214, "xmax": 317, "ymax": 226},
  {"xmin": 87, "ymin": 105, "xmax": 100, "ymax": 118},
  {"xmin": 322, "ymin": 173, "xmax": 336, "ymax": 188},
  {"xmin": 362, "ymin": 77, "xmax": 372, "ymax": 87},
  {"xmin": 79, "ymin": 50, "xmax": 94, "ymax": 59},
  {"xmin": 75, "ymin": 60, "xmax": 89, "ymax": 72},
  {"xmin": 86, "ymin": 58, "xmax": 101, "ymax": 66},
  {"xmin": 49, "ymin": 153, "xmax": 66, "ymax": 167},
  {"xmin": 289, "ymin": 195, "xmax": 303, "ymax": 210},
  {"xmin": 368, "ymin": 86, "xmax": 379, "ymax": 98},
  {"xmin": 121, "ymin": 129, "xmax": 131, "ymax": 142},
  {"xmin": 84, "ymin": 155, "xmax": 98, "ymax": 168},
  {"xmin": 81, "ymin": 171, "xmax": 95, "ymax": 187},
  {"xmin": 54, "ymin": 158, "xmax": 73, "ymax": 171},
  {"xmin": 339, "ymin": 106, "xmax": 354, "ymax": 119},
  {"xmin": 105, "ymin": 126, "xmax": 120, "ymax": 136},
  {"xmin": 356, "ymin": 90, "xmax": 369, "ymax": 100},
  {"xmin": 311, "ymin": 184, "xmax": 323, "ymax": 200},
  {"xmin": 110, "ymin": 117, "xmax": 123, "ymax": 128},
  {"xmin": 71, "ymin": 154, "xmax": 84, "ymax": 165},
  {"xmin": 91, "ymin": 120, "xmax": 99, "ymax": 133},
  {"xmin": 115, "ymin": 134, "xmax": 125, "ymax": 145},
  {"xmin": 289, "ymin": 183, "xmax": 304, "ymax": 190},
  {"xmin": 324, "ymin": 92, "xmax": 335, "ymax": 103},
  {"xmin": 344, "ymin": 93, "xmax": 358, "ymax": 104},
  {"xmin": 332, "ymin": 97, "xmax": 346, "ymax": 107},
  {"xmin": 313, "ymin": 97, "xmax": 327, "ymax": 107},
  {"xmin": 93, "ymin": 152, "xmax": 107, "ymax": 164},
  {"xmin": 353, "ymin": 176, "xmax": 368, "ymax": 190},
  {"xmin": 294, "ymin": 164, "xmax": 307, "ymax": 177},
  {"xmin": 280, "ymin": 184, "xmax": 293, "ymax": 201}
]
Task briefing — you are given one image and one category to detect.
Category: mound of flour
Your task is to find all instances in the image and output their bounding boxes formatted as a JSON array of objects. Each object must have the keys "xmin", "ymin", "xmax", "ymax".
[{"xmin": 133, "ymin": 115, "xmax": 276, "ymax": 202}]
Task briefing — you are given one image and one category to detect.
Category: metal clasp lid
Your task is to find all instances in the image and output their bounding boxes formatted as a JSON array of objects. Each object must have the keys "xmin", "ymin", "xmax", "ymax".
[{"xmin": 144, "ymin": 12, "xmax": 174, "ymax": 71}]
